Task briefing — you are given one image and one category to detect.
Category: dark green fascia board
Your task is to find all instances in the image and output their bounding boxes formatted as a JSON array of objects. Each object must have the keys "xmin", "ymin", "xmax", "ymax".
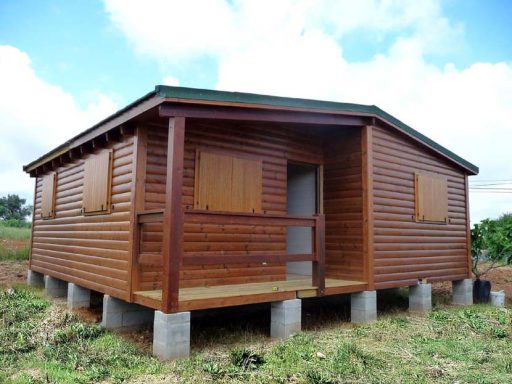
[{"xmin": 156, "ymin": 85, "xmax": 479, "ymax": 175}]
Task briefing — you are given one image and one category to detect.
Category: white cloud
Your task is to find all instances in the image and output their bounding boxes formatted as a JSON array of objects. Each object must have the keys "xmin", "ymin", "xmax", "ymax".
[
  {"xmin": 103, "ymin": 1, "xmax": 512, "ymax": 222},
  {"xmin": 162, "ymin": 75, "xmax": 180, "ymax": 86},
  {"xmin": 0, "ymin": 45, "xmax": 118, "ymax": 200}
]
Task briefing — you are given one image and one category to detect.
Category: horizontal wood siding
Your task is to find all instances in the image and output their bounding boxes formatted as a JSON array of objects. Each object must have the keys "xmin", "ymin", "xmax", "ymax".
[
  {"xmin": 137, "ymin": 121, "xmax": 324, "ymax": 290},
  {"xmin": 135, "ymin": 126, "xmax": 168, "ymax": 290},
  {"xmin": 371, "ymin": 126, "xmax": 470, "ymax": 289},
  {"xmin": 31, "ymin": 137, "xmax": 135, "ymax": 300},
  {"xmin": 324, "ymin": 129, "xmax": 364, "ymax": 281},
  {"xmin": 183, "ymin": 121, "xmax": 323, "ymax": 288}
]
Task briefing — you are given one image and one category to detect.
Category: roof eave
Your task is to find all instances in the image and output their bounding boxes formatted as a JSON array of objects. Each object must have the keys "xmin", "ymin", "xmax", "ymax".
[
  {"xmin": 23, "ymin": 89, "xmax": 161, "ymax": 174},
  {"xmin": 23, "ymin": 85, "xmax": 479, "ymax": 176}
]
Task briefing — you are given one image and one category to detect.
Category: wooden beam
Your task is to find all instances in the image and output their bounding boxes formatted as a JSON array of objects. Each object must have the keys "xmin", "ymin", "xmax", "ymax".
[
  {"xmin": 159, "ymin": 103, "xmax": 369, "ymax": 126},
  {"xmin": 362, "ymin": 126, "xmax": 375, "ymax": 289},
  {"xmin": 128, "ymin": 125, "xmax": 148, "ymax": 300},
  {"xmin": 185, "ymin": 210, "xmax": 316, "ymax": 227},
  {"xmin": 464, "ymin": 174, "xmax": 472, "ymax": 278},
  {"xmin": 161, "ymin": 117, "xmax": 186, "ymax": 313},
  {"xmin": 182, "ymin": 253, "xmax": 315, "ymax": 266},
  {"xmin": 312, "ymin": 214, "xmax": 326, "ymax": 295},
  {"xmin": 28, "ymin": 177, "xmax": 38, "ymax": 268}
]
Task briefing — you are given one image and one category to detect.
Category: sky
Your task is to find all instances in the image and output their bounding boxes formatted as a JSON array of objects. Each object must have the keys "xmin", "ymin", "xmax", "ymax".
[{"xmin": 0, "ymin": 0, "xmax": 511, "ymax": 223}]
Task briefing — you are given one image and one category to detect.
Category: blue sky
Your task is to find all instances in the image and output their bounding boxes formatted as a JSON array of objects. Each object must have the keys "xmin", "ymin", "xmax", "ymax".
[
  {"xmin": 2, "ymin": 0, "xmax": 510, "ymax": 107},
  {"xmin": 0, "ymin": 0, "xmax": 511, "ymax": 222}
]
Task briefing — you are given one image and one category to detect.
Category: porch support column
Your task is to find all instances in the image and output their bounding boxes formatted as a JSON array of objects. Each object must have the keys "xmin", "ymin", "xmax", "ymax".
[
  {"xmin": 161, "ymin": 117, "xmax": 186, "ymax": 314},
  {"xmin": 362, "ymin": 125, "xmax": 375, "ymax": 290},
  {"xmin": 312, "ymin": 214, "xmax": 325, "ymax": 295}
]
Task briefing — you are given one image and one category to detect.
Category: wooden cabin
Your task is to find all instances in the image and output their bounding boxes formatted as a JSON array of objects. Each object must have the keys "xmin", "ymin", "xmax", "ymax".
[{"xmin": 24, "ymin": 86, "xmax": 478, "ymax": 358}]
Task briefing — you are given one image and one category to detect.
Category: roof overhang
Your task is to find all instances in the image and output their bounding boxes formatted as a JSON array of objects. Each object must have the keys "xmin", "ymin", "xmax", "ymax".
[{"xmin": 23, "ymin": 85, "xmax": 479, "ymax": 176}]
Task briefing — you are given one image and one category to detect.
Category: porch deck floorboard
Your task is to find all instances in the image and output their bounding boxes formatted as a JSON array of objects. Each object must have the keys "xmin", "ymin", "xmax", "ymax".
[{"xmin": 133, "ymin": 275, "xmax": 367, "ymax": 311}]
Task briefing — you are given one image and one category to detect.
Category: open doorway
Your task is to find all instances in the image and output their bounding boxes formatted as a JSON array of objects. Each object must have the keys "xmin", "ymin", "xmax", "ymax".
[{"xmin": 286, "ymin": 162, "xmax": 320, "ymax": 278}]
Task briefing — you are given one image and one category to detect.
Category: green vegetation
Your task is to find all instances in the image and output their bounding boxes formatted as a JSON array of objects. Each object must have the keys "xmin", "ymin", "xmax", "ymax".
[
  {"xmin": 472, "ymin": 213, "xmax": 512, "ymax": 278},
  {"xmin": 0, "ymin": 221, "xmax": 31, "ymax": 261},
  {"xmin": 0, "ymin": 288, "xmax": 163, "ymax": 383},
  {"xmin": 0, "ymin": 194, "xmax": 32, "ymax": 222},
  {"xmin": 0, "ymin": 287, "xmax": 511, "ymax": 383},
  {"xmin": 0, "ymin": 224, "xmax": 31, "ymax": 240},
  {"xmin": 1, "ymin": 219, "xmax": 32, "ymax": 229}
]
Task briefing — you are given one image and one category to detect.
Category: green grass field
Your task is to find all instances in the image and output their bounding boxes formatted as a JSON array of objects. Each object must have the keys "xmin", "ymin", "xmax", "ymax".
[
  {"xmin": 0, "ymin": 287, "xmax": 510, "ymax": 384},
  {"xmin": 0, "ymin": 222, "xmax": 31, "ymax": 261}
]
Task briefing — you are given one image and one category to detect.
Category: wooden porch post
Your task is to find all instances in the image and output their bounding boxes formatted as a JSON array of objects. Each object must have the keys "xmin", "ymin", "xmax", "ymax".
[
  {"xmin": 161, "ymin": 117, "xmax": 186, "ymax": 313},
  {"xmin": 128, "ymin": 125, "xmax": 148, "ymax": 301},
  {"xmin": 313, "ymin": 214, "xmax": 326, "ymax": 296},
  {"xmin": 362, "ymin": 125, "xmax": 375, "ymax": 290}
]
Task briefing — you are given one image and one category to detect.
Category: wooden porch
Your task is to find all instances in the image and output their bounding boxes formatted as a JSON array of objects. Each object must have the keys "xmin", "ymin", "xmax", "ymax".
[
  {"xmin": 129, "ymin": 117, "xmax": 370, "ymax": 314},
  {"xmin": 133, "ymin": 207, "xmax": 366, "ymax": 312},
  {"xmin": 133, "ymin": 274, "xmax": 367, "ymax": 311}
]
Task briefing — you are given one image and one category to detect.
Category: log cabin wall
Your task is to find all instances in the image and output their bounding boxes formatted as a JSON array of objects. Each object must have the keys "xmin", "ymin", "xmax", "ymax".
[
  {"xmin": 135, "ymin": 126, "xmax": 168, "ymax": 291},
  {"xmin": 30, "ymin": 136, "xmax": 135, "ymax": 300},
  {"xmin": 371, "ymin": 125, "xmax": 470, "ymax": 289},
  {"xmin": 138, "ymin": 120, "xmax": 325, "ymax": 290},
  {"xmin": 323, "ymin": 129, "xmax": 365, "ymax": 281}
]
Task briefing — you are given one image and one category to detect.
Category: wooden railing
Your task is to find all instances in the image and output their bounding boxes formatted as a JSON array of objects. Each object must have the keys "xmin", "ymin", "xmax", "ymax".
[{"xmin": 135, "ymin": 209, "xmax": 326, "ymax": 295}]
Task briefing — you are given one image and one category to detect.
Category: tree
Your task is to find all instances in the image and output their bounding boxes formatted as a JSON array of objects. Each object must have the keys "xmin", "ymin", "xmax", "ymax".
[
  {"xmin": 0, "ymin": 194, "xmax": 33, "ymax": 221},
  {"xmin": 471, "ymin": 213, "xmax": 512, "ymax": 278}
]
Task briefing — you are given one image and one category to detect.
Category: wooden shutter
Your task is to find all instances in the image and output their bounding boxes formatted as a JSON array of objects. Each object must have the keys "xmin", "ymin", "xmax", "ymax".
[
  {"xmin": 41, "ymin": 172, "xmax": 56, "ymax": 219},
  {"xmin": 195, "ymin": 151, "xmax": 262, "ymax": 213},
  {"xmin": 195, "ymin": 152, "xmax": 233, "ymax": 211},
  {"xmin": 83, "ymin": 150, "xmax": 113, "ymax": 215},
  {"xmin": 415, "ymin": 173, "xmax": 448, "ymax": 223},
  {"xmin": 231, "ymin": 157, "xmax": 262, "ymax": 213}
]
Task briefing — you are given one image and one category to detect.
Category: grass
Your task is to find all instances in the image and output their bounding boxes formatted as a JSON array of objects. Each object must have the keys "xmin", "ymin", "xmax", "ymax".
[
  {"xmin": 0, "ymin": 222, "xmax": 31, "ymax": 261},
  {"xmin": 0, "ymin": 225, "xmax": 31, "ymax": 241},
  {"xmin": 0, "ymin": 286, "xmax": 511, "ymax": 383}
]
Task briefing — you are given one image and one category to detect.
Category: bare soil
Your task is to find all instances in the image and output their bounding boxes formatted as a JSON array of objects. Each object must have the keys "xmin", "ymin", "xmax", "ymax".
[
  {"xmin": 433, "ymin": 264, "xmax": 512, "ymax": 303},
  {"xmin": 0, "ymin": 260, "xmax": 28, "ymax": 286}
]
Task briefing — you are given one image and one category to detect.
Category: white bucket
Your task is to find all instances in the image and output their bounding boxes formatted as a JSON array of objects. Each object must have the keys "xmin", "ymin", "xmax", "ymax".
[{"xmin": 490, "ymin": 291, "xmax": 505, "ymax": 307}]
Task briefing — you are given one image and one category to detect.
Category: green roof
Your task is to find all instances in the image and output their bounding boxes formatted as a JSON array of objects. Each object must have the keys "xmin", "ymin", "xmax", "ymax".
[{"xmin": 155, "ymin": 85, "xmax": 478, "ymax": 175}]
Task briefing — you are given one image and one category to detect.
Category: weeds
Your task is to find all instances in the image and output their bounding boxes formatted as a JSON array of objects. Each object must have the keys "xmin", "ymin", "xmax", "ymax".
[
  {"xmin": 0, "ymin": 222, "xmax": 31, "ymax": 261},
  {"xmin": 0, "ymin": 286, "xmax": 511, "ymax": 383},
  {"xmin": 230, "ymin": 347, "xmax": 264, "ymax": 370},
  {"xmin": 0, "ymin": 225, "xmax": 31, "ymax": 240},
  {"xmin": 0, "ymin": 245, "xmax": 30, "ymax": 261}
]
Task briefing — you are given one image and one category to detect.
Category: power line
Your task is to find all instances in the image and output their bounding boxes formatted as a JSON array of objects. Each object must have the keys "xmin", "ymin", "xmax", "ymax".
[
  {"xmin": 470, "ymin": 183, "xmax": 512, "ymax": 188},
  {"xmin": 469, "ymin": 179, "xmax": 512, "ymax": 182}
]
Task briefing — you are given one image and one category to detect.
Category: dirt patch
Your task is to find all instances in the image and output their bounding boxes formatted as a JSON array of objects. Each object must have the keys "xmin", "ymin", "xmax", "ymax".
[
  {"xmin": 433, "ymin": 264, "xmax": 512, "ymax": 303},
  {"xmin": 0, "ymin": 238, "xmax": 29, "ymax": 249},
  {"xmin": 0, "ymin": 260, "xmax": 28, "ymax": 286}
]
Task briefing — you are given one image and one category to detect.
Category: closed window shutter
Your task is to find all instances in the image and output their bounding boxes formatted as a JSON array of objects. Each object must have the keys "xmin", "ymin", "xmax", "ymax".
[
  {"xmin": 82, "ymin": 150, "xmax": 113, "ymax": 215},
  {"xmin": 41, "ymin": 172, "xmax": 56, "ymax": 219},
  {"xmin": 195, "ymin": 151, "xmax": 262, "ymax": 213},
  {"xmin": 415, "ymin": 173, "xmax": 448, "ymax": 223},
  {"xmin": 231, "ymin": 157, "xmax": 262, "ymax": 213}
]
